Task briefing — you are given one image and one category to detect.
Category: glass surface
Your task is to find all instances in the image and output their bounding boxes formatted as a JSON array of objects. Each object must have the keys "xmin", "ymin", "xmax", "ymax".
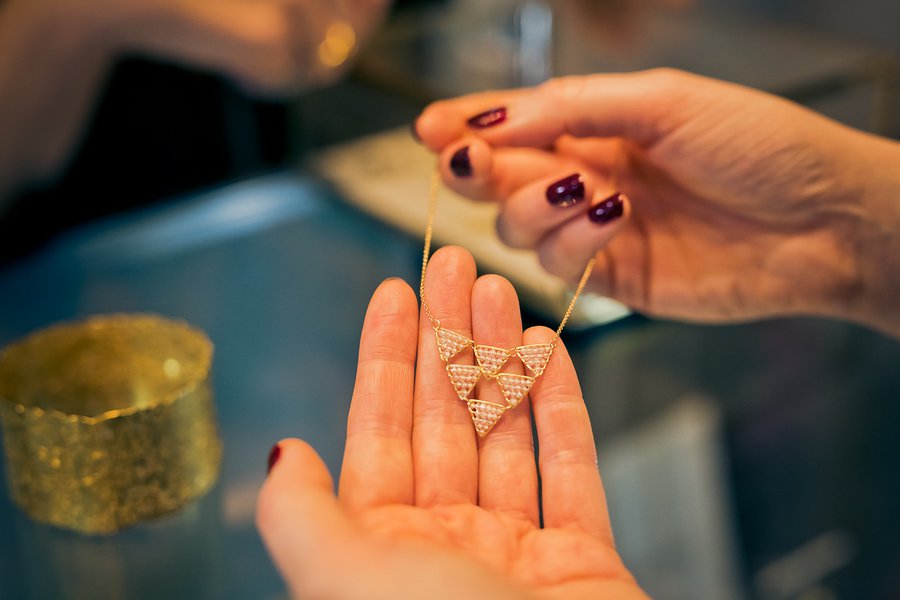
[{"xmin": 0, "ymin": 174, "xmax": 422, "ymax": 599}]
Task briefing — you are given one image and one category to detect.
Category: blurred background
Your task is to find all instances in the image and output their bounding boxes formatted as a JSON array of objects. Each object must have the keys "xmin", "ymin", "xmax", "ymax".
[{"xmin": 0, "ymin": 0, "xmax": 898, "ymax": 599}]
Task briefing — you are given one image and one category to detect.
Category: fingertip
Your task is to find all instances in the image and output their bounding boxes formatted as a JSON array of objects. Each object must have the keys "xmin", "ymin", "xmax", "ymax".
[
  {"xmin": 471, "ymin": 274, "xmax": 521, "ymax": 331},
  {"xmin": 258, "ymin": 439, "xmax": 334, "ymax": 531},
  {"xmin": 438, "ymin": 139, "xmax": 498, "ymax": 203},
  {"xmin": 415, "ymin": 102, "xmax": 462, "ymax": 151},
  {"xmin": 370, "ymin": 277, "xmax": 417, "ymax": 312},
  {"xmin": 262, "ymin": 438, "xmax": 332, "ymax": 487},
  {"xmin": 361, "ymin": 277, "xmax": 419, "ymax": 363},
  {"xmin": 427, "ymin": 245, "xmax": 477, "ymax": 279},
  {"xmin": 410, "ymin": 120, "xmax": 424, "ymax": 145},
  {"xmin": 522, "ymin": 325, "xmax": 557, "ymax": 345},
  {"xmin": 472, "ymin": 273, "xmax": 516, "ymax": 298},
  {"xmin": 374, "ymin": 276, "xmax": 416, "ymax": 304}
]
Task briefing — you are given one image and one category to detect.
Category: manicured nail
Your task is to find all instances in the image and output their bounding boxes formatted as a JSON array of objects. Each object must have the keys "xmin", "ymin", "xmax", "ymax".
[
  {"xmin": 588, "ymin": 192, "xmax": 625, "ymax": 224},
  {"xmin": 467, "ymin": 107, "xmax": 507, "ymax": 128},
  {"xmin": 267, "ymin": 443, "xmax": 282, "ymax": 474},
  {"xmin": 546, "ymin": 174, "xmax": 585, "ymax": 208},
  {"xmin": 450, "ymin": 146, "xmax": 473, "ymax": 177},
  {"xmin": 410, "ymin": 121, "xmax": 422, "ymax": 144}
]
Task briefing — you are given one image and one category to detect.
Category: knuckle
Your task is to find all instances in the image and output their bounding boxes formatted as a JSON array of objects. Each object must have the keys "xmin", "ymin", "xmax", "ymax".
[
  {"xmin": 641, "ymin": 67, "xmax": 688, "ymax": 91},
  {"xmin": 539, "ymin": 75, "xmax": 589, "ymax": 104}
]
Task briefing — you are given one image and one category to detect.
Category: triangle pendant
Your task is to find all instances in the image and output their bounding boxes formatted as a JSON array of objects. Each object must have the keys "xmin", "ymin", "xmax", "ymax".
[
  {"xmin": 515, "ymin": 344, "xmax": 553, "ymax": 377},
  {"xmin": 435, "ymin": 329, "xmax": 472, "ymax": 362},
  {"xmin": 474, "ymin": 344, "xmax": 511, "ymax": 377},
  {"xmin": 467, "ymin": 399, "xmax": 506, "ymax": 437},
  {"xmin": 496, "ymin": 373, "xmax": 534, "ymax": 408},
  {"xmin": 446, "ymin": 364, "xmax": 481, "ymax": 401}
]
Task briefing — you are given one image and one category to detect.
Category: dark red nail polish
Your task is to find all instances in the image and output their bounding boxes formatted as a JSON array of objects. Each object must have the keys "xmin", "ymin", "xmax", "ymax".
[
  {"xmin": 588, "ymin": 193, "xmax": 625, "ymax": 224},
  {"xmin": 450, "ymin": 146, "xmax": 473, "ymax": 177},
  {"xmin": 467, "ymin": 107, "xmax": 507, "ymax": 128},
  {"xmin": 546, "ymin": 174, "xmax": 585, "ymax": 207},
  {"xmin": 267, "ymin": 443, "xmax": 282, "ymax": 474}
]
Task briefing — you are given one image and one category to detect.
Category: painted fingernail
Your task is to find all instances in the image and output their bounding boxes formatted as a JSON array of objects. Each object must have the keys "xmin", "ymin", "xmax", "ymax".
[
  {"xmin": 588, "ymin": 192, "xmax": 625, "ymax": 224},
  {"xmin": 267, "ymin": 443, "xmax": 282, "ymax": 474},
  {"xmin": 467, "ymin": 107, "xmax": 507, "ymax": 128},
  {"xmin": 450, "ymin": 146, "xmax": 473, "ymax": 177},
  {"xmin": 546, "ymin": 174, "xmax": 585, "ymax": 207}
]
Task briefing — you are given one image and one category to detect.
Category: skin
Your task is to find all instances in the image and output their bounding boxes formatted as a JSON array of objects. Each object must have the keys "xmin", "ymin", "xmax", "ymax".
[
  {"xmin": 0, "ymin": 0, "xmax": 389, "ymax": 205},
  {"xmin": 415, "ymin": 68, "xmax": 900, "ymax": 339},
  {"xmin": 257, "ymin": 246, "xmax": 649, "ymax": 600}
]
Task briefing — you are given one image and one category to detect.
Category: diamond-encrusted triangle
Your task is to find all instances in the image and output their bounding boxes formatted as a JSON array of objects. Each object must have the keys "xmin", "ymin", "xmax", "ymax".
[
  {"xmin": 446, "ymin": 364, "xmax": 481, "ymax": 401},
  {"xmin": 515, "ymin": 344, "xmax": 553, "ymax": 377},
  {"xmin": 435, "ymin": 329, "xmax": 472, "ymax": 362},
  {"xmin": 473, "ymin": 345, "xmax": 511, "ymax": 377},
  {"xmin": 496, "ymin": 373, "xmax": 535, "ymax": 408},
  {"xmin": 467, "ymin": 399, "xmax": 506, "ymax": 437}
]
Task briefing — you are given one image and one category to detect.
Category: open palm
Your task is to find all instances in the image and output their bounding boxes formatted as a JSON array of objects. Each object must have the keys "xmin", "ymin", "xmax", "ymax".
[{"xmin": 257, "ymin": 246, "xmax": 647, "ymax": 600}]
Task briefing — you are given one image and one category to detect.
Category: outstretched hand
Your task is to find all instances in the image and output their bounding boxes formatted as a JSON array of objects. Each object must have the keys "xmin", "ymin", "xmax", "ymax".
[{"xmin": 257, "ymin": 246, "xmax": 647, "ymax": 600}]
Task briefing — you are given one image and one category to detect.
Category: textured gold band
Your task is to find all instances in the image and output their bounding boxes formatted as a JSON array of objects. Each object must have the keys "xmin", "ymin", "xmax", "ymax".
[{"xmin": 0, "ymin": 314, "xmax": 221, "ymax": 534}]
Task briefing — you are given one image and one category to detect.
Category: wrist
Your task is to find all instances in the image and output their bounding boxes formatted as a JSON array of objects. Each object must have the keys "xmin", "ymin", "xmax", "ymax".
[{"xmin": 833, "ymin": 131, "xmax": 900, "ymax": 337}]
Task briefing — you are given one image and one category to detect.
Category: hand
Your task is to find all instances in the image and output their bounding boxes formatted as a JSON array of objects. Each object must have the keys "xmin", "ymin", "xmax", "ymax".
[
  {"xmin": 414, "ymin": 69, "xmax": 900, "ymax": 337},
  {"xmin": 257, "ymin": 246, "xmax": 648, "ymax": 600},
  {"xmin": 101, "ymin": 0, "xmax": 390, "ymax": 95},
  {"xmin": 0, "ymin": 0, "xmax": 389, "ymax": 201}
]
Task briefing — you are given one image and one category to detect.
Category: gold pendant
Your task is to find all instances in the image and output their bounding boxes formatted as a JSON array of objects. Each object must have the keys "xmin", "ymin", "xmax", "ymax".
[
  {"xmin": 419, "ymin": 167, "xmax": 594, "ymax": 437},
  {"xmin": 434, "ymin": 328, "xmax": 546, "ymax": 436}
]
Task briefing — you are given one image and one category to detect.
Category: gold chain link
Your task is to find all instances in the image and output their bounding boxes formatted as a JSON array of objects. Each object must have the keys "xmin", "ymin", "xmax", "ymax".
[{"xmin": 419, "ymin": 162, "xmax": 594, "ymax": 342}]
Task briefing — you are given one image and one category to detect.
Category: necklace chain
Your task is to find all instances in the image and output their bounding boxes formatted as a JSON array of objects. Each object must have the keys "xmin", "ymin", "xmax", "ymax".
[
  {"xmin": 419, "ymin": 164, "xmax": 595, "ymax": 345},
  {"xmin": 418, "ymin": 163, "xmax": 596, "ymax": 436}
]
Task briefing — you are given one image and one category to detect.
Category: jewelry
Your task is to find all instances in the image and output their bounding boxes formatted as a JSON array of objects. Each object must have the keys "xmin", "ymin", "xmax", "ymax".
[{"xmin": 419, "ymin": 167, "xmax": 595, "ymax": 437}]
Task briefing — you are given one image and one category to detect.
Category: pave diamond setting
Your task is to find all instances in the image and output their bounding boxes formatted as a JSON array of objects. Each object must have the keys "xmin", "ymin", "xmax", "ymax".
[
  {"xmin": 496, "ymin": 373, "xmax": 535, "ymax": 408},
  {"xmin": 473, "ymin": 345, "xmax": 511, "ymax": 377},
  {"xmin": 515, "ymin": 344, "xmax": 553, "ymax": 377},
  {"xmin": 446, "ymin": 364, "xmax": 481, "ymax": 401},
  {"xmin": 435, "ymin": 329, "xmax": 472, "ymax": 361},
  {"xmin": 467, "ymin": 400, "xmax": 507, "ymax": 437},
  {"xmin": 434, "ymin": 328, "xmax": 555, "ymax": 437}
]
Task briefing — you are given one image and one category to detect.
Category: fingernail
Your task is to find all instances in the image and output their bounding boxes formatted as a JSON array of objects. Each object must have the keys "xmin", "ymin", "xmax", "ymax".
[
  {"xmin": 467, "ymin": 107, "xmax": 507, "ymax": 128},
  {"xmin": 546, "ymin": 174, "xmax": 585, "ymax": 207},
  {"xmin": 267, "ymin": 443, "xmax": 282, "ymax": 474},
  {"xmin": 410, "ymin": 121, "xmax": 422, "ymax": 144},
  {"xmin": 450, "ymin": 146, "xmax": 473, "ymax": 177},
  {"xmin": 588, "ymin": 192, "xmax": 625, "ymax": 224}
]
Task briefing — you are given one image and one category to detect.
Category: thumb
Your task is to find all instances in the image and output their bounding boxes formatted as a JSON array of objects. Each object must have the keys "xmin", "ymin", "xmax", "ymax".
[
  {"xmin": 418, "ymin": 68, "xmax": 696, "ymax": 151},
  {"xmin": 257, "ymin": 439, "xmax": 361, "ymax": 598}
]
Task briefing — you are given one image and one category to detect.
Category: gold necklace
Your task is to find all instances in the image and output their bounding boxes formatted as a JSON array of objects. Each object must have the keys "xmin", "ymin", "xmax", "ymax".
[{"xmin": 419, "ymin": 166, "xmax": 595, "ymax": 437}]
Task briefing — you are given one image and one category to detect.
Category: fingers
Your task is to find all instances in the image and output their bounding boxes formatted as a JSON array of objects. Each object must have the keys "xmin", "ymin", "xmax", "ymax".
[
  {"xmin": 416, "ymin": 89, "xmax": 529, "ymax": 152},
  {"xmin": 413, "ymin": 246, "xmax": 480, "ymax": 507},
  {"xmin": 339, "ymin": 278, "xmax": 418, "ymax": 512},
  {"xmin": 535, "ymin": 192, "xmax": 631, "ymax": 283},
  {"xmin": 118, "ymin": 0, "xmax": 376, "ymax": 95},
  {"xmin": 438, "ymin": 139, "xmax": 588, "ymax": 204},
  {"xmin": 470, "ymin": 275, "xmax": 539, "ymax": 525},
  {"xmin": 418, "ymin": 69, "xmax": 694, "ymax": 151},
  {"xmin": 526, "ymin": 327, "xmax": 614, "ymax": 546},
  {"xmin": 257, "ymin": 439, "xmax": 361, "ymax": 599}
]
